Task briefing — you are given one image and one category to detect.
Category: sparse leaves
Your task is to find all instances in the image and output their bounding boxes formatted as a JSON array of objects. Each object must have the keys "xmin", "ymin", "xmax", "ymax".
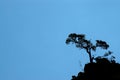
[{"xmin": 104, "ymin": 51, "xmax": 112, "ymax": 57}]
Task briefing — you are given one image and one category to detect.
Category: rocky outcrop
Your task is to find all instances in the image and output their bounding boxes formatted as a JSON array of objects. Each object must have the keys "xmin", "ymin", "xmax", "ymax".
[{"xmin": 72, "ymin": 58, "xmax": 120, "ymax": 80}]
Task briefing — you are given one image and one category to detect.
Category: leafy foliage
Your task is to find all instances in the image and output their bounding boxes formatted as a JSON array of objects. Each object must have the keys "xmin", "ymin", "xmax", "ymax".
[{"xmin": 66, "ymin": 33, "xmax": 110, "ymax": 63}]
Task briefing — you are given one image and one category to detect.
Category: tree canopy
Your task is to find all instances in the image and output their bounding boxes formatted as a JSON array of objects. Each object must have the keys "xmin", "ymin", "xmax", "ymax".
[{"xmin": 66, "ymin": 33, "xmax": 109, "ymax": 63}]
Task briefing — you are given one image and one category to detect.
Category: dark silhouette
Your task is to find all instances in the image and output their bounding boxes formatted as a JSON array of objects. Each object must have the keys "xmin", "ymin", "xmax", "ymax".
[
  {"xmin": 66, "ymin": 33, "xmax": 120, "ymax": 80},
  {"xmin": 71, "ymin": 57, "xmax": 120, "ymax": 80},
  {"xmin": 66, "ymin": 33, "xmax": 109, "ymax": 63}
]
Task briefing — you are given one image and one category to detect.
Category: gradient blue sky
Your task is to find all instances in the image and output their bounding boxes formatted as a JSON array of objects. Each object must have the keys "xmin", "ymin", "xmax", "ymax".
[{"xmin": 1, "ymin": 0, "xmax": 120, "ymax": 80}]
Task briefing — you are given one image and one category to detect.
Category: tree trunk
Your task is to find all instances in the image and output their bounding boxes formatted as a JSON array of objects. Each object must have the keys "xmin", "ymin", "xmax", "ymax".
[
  {"xmin": 86, "ymin": 48, "xmax": 93, "ymax": 63},
  {"xmin": 88, "ymin": 52, "xmax": 93, "ymax": 63}
]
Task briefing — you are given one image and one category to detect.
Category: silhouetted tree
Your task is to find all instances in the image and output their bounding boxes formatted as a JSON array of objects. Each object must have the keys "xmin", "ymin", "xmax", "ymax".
[
  {"xmin": 65, "ymin": 33, "xmax": 120, "ymax": 80},
  {"xmin": 66, "ymin": 33, "xmax": 109, "ymax": 63}
]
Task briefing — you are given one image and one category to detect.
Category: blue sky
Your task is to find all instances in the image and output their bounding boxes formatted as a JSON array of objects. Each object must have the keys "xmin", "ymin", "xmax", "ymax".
[{"xmin": 1, "ymin": 0, "xmax": 120, "ymax": 80}]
